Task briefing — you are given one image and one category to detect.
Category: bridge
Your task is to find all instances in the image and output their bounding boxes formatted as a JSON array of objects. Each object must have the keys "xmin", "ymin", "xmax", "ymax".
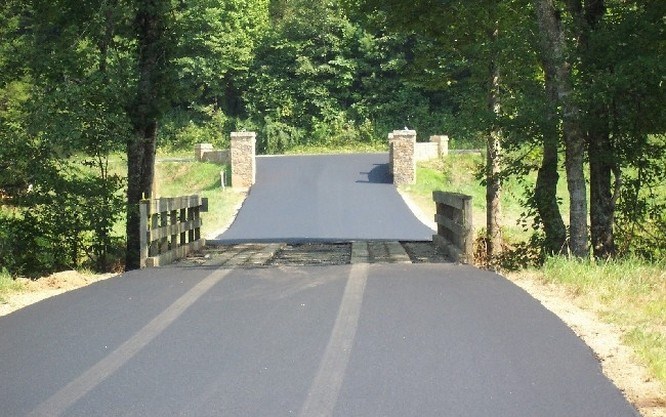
[{"xmin": 0, "ymin": 149, "xmax": 639, "ymax": 416}]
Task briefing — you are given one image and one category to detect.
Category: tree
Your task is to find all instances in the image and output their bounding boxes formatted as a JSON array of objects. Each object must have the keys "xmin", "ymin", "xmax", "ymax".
[
  {"xmin": 172, "ymin": 0, "xmax": 269, "ymax": 115},
  {"xmin": 352, "ymin": 0, "xmax": 515, "ymax": 261},
  {"xmin": 532, "ymin": 0, "xmax": 588, "ymax": 257},
  {"xmin": 125, "ymin": 0, "xmax": 174, "ymax": 270},
  {"xmin": 0, "ymin": 0, "xmax": 130, "ymax": 274}
]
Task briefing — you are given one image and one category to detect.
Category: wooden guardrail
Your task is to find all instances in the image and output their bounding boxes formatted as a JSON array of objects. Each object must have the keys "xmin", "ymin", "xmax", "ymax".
[
  {"xmin": 139, "ymin": 195, "xmax": 208, "ymax": 268},
  {"xmin": 432, "ymin": 191, "xmax": 473, "ymax": 263}
]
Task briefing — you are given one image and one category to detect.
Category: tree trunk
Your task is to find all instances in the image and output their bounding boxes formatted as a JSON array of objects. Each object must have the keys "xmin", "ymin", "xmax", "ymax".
[
  {"xmin": 125, "ymin": 0, "xmax": 167, "ymax": 270},
  {"xmin": 485, "ymin": 23, "xmax": 502, "ymax": 262},
  {"xmin": 574, "ymin": 0, "xmax": 616, "ymax": 258},
  {"xmin": 534, "ymin": 64, "xmax": 567, "ymax": 255},
  {"xmin": 589, "ymin": 126, "xmax": 617, "ymax": 258},
  {"xmin": 533, "ymin": 0, "xmax": 588, "ymax": 257}
]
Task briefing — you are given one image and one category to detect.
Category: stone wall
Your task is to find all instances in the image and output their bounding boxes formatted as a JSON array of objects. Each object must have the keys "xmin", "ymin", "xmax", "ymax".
[
  {"xmin": 194, "ymin": 144, "xmax": 230, "ymax": 165},
  {"xmin": 195, "ymin": 131, "xmax": 257, "ymax": 190},
  {"xmin": 414, "ymin": 135, "xmax": 449, "ymax": 162}
]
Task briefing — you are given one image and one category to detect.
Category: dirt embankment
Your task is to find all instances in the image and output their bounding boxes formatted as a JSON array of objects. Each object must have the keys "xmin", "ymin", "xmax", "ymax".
[{"xmin": 0, "ymin": 271, "xmax": 116, "ymax": 317}]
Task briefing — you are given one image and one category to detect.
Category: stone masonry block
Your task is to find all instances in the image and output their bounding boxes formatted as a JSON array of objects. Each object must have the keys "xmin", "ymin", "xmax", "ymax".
[
  {"xmin": 231, "ymin": 131, "xmax": 256, "ymax": 189},
  {"xmin": 391, "ymin": 129, "xmax": 416, "ymax": 185}
]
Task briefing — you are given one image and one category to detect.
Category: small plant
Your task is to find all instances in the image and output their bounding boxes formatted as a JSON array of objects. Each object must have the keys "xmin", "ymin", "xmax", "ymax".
[{"xmin": 0, "ymin": 268, "xmax": 25, "ymax": 303}]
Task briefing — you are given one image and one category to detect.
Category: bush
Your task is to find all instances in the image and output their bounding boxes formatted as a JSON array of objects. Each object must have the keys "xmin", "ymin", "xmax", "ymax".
[
  {"xmin": 159, "ymin": 106, "xmax": 230, "ymax": 152},
  {"xmin": 0, "ymin": 166, "xmax": 125, "ymax": 277}
]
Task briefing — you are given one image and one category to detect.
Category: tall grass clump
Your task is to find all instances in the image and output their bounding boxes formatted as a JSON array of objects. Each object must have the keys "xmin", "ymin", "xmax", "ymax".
[
  {"xmin": 537, "ymin": 256, "xmax": 666, "ymax": 385},
  {"xmin": 0, "ymin": 268, "xmax": 25, "ymax": 303}
]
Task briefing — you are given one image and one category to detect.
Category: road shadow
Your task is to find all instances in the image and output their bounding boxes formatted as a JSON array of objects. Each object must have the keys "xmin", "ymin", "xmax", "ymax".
[{"xmin": 357, "ymin": 163, "xmax": 391, "ymax": 184}]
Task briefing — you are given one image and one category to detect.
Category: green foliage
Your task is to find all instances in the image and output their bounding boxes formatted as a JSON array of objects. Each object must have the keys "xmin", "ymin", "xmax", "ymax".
[
  {"xmin": 1, "ymin": 163, "xmax": 125, "ymax": 277},
  {"xmin": 242, "ymin": 0, "xmax": 452, "ymax": 153},
  {"xmin": 159, "ymin": 106, "xmax": 230, "ymax": 151},
  {"xmin": 0, "ymin": 0, "xmax": 130, "ymax": 275},
  {"xmin": 615, "ymin": 136, "xmax": 666, "ymax": 261}
]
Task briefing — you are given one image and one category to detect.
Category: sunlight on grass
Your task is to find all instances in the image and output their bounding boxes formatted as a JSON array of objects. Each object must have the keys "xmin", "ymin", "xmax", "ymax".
[
  {"xmin": 154, "ymin": 161, "xmax": 245, "ymax": 236},
  {"xmin": 401, "ymin": 154, "xmax": 491, "ymax": 236},
  {"xmin": 0, "ymin": 269, "xmax": 25, "ymax": 303}
]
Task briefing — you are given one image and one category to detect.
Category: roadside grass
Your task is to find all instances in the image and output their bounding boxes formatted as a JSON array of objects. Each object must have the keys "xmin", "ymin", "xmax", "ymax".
[
  {"xmin": 154, "ymin": 161, "xmax": 245, "ymax": 237},
  {"xmin": 402, "ymin": 153, "xmax": 666, "ymax": 389},
  {"xmin": 401, "ymin": 153, "xmax": 543, "ymax": 242},
  {"xmin": 97, "ymin": 154, "xmax": 243, "ymax": 238},
  {"xmin": 0, "ymin": 269, "xmax": 25, "ymax": 303}
]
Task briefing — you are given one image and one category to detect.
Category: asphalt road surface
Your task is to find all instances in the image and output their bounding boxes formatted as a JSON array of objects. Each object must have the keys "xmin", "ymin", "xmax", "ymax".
[
  {"xmin": 213, "ymin": 153, "xmax": 435, "ymax": 243},
  {"xmin": 0, "ymin": 263, "xmax": 638, "ymax": 416},
  {"xmin": 0, "ymin": 153, "xmax": 639, "ymax": 416}
]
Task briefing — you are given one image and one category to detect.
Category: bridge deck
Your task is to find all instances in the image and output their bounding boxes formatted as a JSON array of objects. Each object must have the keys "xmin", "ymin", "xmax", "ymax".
[{"xmin": 182, "ymin": 241, "xmax": 450, "ymax": 268}]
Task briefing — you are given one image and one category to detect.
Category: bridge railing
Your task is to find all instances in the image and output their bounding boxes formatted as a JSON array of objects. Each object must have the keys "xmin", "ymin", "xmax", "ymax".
[
  {"xmin": 139, "ymin": 195, "xmax": 208, "ymax": 268},
  {"xmin": 432, "ymin": 191, "xmax": 473, "ymax": 264}
]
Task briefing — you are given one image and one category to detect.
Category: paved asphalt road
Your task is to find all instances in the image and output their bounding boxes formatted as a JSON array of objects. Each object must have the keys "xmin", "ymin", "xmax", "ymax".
[
  {"xmin": 0, "ymin": 264, "xmax": 638, "ymax": 416},
  {"xmin": 0, "ymin": 153, "xmax": 639, "ymax": 416},
  {"xmin": 213, "ymin": 153, "xmax": 435, "ymax": 243}
]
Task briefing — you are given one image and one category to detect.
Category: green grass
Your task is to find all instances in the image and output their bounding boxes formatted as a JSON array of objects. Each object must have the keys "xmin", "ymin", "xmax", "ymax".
[
  {"xmin": 154, "ymin": 161, "xmax": 246, "ymax": 236},
  {"xmin": 402, "ymin": 154, "xmax": 528, "ymax": 240},
  {"xmin": 402, "ymin": 153, "xmax": 572, "ymax": 244},
  {"xmin": 96, "ymin": 154, "xmax": 245, "ymax": 238},
  {"xmin": 525, "ymin": 256, "xmax": 666, "ymax": 387},
  {"xmin": 0, "ymin": 269, "xmax": 25, "ymax": 304}
]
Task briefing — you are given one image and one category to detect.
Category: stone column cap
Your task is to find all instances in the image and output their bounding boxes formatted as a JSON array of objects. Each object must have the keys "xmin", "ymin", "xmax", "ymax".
[
  {"xmin": 231, "ymin": 131, "xmax": 257, "ymax": 139},
  {"xmin": 392, "ymin": 129, "xmax": 416, "ymax": 135}
]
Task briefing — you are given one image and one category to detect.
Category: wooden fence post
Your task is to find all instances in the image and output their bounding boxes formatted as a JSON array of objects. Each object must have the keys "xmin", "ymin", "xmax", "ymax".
[
  {"xmin": 139, "ymin": 200, "xmax": 149, "ymax": 268},
  {"xmin": 432, "ymin": 191, "xmax": 474, "ymax": 263}
]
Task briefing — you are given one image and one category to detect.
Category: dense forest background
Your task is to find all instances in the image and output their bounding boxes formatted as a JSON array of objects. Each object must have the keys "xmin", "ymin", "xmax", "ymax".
[{"xmin": 0, "ymin": 0, "xmax": 664, "ymax": 275}]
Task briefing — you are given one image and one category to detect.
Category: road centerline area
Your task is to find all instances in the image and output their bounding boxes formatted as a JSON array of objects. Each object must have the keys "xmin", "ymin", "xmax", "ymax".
[
  {"xmin": 26, "ymin": 267, "xmax": 234, "ymax": 417},
  {"xmin": 298, "ymin": 263, "xmax": 369, "ymax": 417}
]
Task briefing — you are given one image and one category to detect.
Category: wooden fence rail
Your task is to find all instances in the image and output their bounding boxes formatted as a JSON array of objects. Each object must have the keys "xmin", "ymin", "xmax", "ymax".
[
  {"xmin": 432, "ymin": 191, "xmax": 473, "ymax": 263},
  {"xmin": 139, "ymin": 195, "xmax": 208, "ymax": 268}
]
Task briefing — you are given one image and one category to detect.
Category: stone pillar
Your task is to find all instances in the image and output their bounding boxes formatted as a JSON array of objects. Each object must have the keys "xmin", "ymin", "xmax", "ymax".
[
  {"xmin": 430, "ymin": 135, "xmax": 449, "ymax": 157},
  {"xmin": 230, "ymin": 131, "xmax": 256, "ymax": 189},
  {"xmin": 391, "ymin": 129, "xmax": 416, "ymax": 185},
  {"xmin": 195, "ymin": 143, "xmax": 214, "ymax": 161}
]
